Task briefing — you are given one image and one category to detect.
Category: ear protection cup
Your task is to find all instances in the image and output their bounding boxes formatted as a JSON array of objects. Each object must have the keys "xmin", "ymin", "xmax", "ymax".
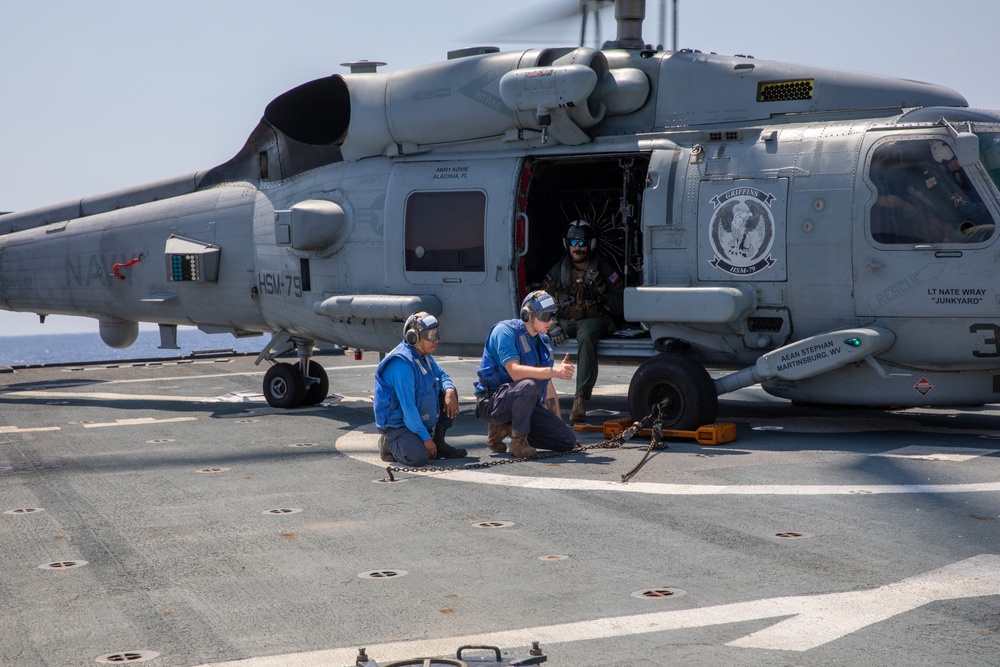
[
  {"xmin": 404, "ymin": 312, "xmax": 419, "ymax": 345},
  {"xmin": 520, "ymin": 305, "xmax": 531, "ymax": 322}
]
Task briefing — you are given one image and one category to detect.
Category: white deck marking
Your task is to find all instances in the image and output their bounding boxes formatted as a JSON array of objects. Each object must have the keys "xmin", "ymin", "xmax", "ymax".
[
  {"xmin": 5, "ymin": 390, "xmax": 209, "ymax": 402},
  {"xmin": 200, "ymin": 392, "xmax": 265, "ymax": 403},
  {"xmin": 339, "ymin": 424, "xmax": 1000, "ymax": 496},
  {"xmin": 873, "ymin": 445, "xmax": 998, "ymax": 462},
  {"xmin": 83, "ymin": 417, "xmax": 197, "ymax": 428},
  {"xmin": 0, "ymin": 425, "xmax": 60, "ymax": 434},
  {"xmin": 194, "ymin": 555, "xmax": 1000, "ymax": 665}
]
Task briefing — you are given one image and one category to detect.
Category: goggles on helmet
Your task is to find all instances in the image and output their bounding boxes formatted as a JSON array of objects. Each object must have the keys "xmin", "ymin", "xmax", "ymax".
[
  {"xmin": 420, "ymin": 326, "xmax": 441, "ymax": 342},
  {"xmin": 406, "ymin": 312, "xmax": 441, "ymax": 343}
]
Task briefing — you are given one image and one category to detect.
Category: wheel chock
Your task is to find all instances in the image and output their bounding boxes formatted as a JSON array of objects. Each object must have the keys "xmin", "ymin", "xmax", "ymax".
[{"xmin": 587, "ymin": 418, "xmax": 736, "ymax": 445}]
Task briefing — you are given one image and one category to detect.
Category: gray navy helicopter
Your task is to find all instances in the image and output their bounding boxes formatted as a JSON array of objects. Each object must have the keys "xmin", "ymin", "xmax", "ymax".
[{"xmin": 4, "ymin": 0, "xmax": 1000, "ymax": 429}]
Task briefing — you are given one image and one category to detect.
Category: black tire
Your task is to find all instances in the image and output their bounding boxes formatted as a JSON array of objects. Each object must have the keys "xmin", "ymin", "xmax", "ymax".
[
  {"xmin": 263, "ymin": 362, "xmax": 305, "ymax": 409},
  {"xmin": 627, "ymin": 353, "xmax": 718, "ymax": 430},
  {"xmin": 301, "ymin": 361, "xmax": 330, "ymax": 406}
]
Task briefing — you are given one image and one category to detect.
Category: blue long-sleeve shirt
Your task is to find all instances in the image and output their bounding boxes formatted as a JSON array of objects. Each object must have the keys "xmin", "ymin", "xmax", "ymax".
[{"xmin": 376, "ymin": 345, "xmax": 456, "ymax": 441}]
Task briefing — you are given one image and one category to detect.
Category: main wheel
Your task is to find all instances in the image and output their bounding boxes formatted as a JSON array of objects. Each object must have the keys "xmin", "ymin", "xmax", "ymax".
[
  {"xmin": 627, "ymin": 353, "xmax": 718, "ymax": 430},
  {"xmin": 301, "ymin": 361, "xmax": 329, "ymax": 406},
  {"xmin": 263, "ymin": 362, "xmax": 305, "ymax": 409}
]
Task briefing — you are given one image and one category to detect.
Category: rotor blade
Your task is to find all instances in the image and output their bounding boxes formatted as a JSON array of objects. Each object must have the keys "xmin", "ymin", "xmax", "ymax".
[{"xmin": 467, "ymin": 0, "xmax": 592, "ymax": 45}]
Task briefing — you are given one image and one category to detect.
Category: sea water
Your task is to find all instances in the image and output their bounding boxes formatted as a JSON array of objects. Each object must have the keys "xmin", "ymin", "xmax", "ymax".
[{"xmin": 0, "ymin": 329, "xmax": 266, "ymax": 367}]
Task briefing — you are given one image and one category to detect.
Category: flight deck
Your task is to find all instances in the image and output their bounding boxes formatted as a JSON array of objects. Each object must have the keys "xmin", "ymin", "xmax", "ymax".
[{"xmin": 1, "ymin": 352, "xmax": 999, "ymax": 666}]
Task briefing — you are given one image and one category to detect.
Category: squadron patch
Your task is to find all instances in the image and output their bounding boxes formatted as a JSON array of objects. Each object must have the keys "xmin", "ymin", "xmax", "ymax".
[{"xmin": 708, "ymin": 187, "xmax": 777, "ymax": 275}]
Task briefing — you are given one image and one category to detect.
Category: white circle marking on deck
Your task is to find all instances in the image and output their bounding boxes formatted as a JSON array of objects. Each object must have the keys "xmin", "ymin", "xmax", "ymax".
[{"xmin": 338, "ymin": 423, "xmax": 1000, "ymax": 496}]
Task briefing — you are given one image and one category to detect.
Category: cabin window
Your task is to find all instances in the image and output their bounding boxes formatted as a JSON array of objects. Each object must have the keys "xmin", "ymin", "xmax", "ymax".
[
  {"xmin": 868, "ymin": 139, "xmax": 994, "ymax": 245},
  {"xmin": 404, "ymin": 191, "xmax": 486, "ymax": 272}
]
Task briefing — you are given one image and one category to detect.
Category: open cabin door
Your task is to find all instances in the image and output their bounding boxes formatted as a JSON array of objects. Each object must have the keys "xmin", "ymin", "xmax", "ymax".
[{"xmin": 515, "ymin": 154, "xmax": 649, "ymax": 299}]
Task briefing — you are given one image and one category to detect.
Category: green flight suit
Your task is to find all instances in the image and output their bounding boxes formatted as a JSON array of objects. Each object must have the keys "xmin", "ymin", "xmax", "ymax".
[{"xmin": 542, "ymin": 255, "xmax": 624, "ymax": 399}]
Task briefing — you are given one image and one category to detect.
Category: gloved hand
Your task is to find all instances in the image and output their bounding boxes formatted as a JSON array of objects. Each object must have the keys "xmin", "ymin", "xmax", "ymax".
[{"xmin": 548, "ymin": 322, "xmax": 567, "ymax": 346}]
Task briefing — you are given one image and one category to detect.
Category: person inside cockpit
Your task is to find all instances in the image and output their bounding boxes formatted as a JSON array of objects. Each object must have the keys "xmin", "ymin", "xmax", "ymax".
[{"xmin": 870, "ymin": 139, "xmax": 993, "ymax": 244}]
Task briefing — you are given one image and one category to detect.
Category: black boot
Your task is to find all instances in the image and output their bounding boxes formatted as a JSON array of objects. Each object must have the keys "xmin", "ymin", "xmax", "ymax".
[
  {"xmin": 433, "ymin": 423, "xmax": 467, "ymax": 459},
  {"xmin": 378, "ymin": 434, "xmax": 395, "ymax": 462}
]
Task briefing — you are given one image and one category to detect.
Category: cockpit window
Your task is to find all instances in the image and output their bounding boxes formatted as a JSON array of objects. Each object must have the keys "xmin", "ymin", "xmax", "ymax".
[{"xmin": 868, "ymin": 139, "xmax": 994, "ymax": 245}]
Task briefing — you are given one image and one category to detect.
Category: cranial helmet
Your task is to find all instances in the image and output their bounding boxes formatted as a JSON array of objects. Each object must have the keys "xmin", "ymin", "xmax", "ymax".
[
  {"xmin": 519, "ymin": 290, "xmax": 558, "ymax": 323},
  {"xmin": 564, "ymin": 220, "xmax": 596, "ymax": 251},
  {"xmin": 930, "ymin": 139, "xmax": 955, "ymax": 163},
  {"xmin": 403, "ymin": 311, "xmax": 440, "ymax": 345}
]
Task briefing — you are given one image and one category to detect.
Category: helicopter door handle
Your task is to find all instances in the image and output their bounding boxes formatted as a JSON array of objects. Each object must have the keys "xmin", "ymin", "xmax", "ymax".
[{"xmin": 515, "ymin": 212, "xmax": 529, "ymax": 259}]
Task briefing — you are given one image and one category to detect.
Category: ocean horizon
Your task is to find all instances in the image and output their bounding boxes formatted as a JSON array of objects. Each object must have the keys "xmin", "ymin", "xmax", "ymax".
[{"xmin": 0, "ymin": 328, "xmax": 268, "ymax": 367}]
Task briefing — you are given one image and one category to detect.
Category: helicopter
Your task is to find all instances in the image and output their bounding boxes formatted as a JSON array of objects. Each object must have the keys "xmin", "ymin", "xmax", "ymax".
[{"xmin": 3, "ymin": 0, "xmax": 1000, "ymax": 429}]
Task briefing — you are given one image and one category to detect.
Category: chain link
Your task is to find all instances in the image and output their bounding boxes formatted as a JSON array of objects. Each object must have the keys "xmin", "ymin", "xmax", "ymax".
[
  {"xmin": 384, "ymin": 412, "xmax": 659, "ymax": 483},
  {"xmin": 620, "ymin": 421, "xmax": 669, "ymax": 483}
]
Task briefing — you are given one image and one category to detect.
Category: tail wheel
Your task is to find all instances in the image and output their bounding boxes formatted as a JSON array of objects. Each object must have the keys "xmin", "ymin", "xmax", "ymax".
[
  {"xmin": 263, "ymin": 362, "xmax": 305, "ymax": 409},
  {"xmin": 301, "ymin": 361, "xmax": 329, "ymax": 406},
  {"xmin": 627, "ymin": 353, "xmax": 718, "ymax": 430}
]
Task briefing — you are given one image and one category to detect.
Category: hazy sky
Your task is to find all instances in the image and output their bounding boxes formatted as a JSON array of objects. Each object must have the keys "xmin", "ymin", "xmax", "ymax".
[{"xmin": 2, "ymin": 0, "xmax": 996, "ymax": 336}]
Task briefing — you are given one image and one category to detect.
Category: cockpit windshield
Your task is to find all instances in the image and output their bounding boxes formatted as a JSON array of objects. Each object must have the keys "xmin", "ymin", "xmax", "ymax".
[
  {"xmin": 978, "ymin": 131, "xmax": 1000, "ymax": 193},
  {"xmin": 869, "ymin": 137, "xmax": 995, "ymax": 245}
]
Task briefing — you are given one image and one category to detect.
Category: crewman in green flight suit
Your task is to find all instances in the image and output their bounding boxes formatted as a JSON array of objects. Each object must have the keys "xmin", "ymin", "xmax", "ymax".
[{"xmin": 542, "ymin": 221, "xmax": 624, "ymax": 423}]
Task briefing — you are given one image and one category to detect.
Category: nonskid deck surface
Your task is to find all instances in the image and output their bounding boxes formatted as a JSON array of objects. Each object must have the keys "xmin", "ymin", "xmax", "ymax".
[{"xmin": 2, "ymin": 353, "xmax": 999, "ymax": 666}]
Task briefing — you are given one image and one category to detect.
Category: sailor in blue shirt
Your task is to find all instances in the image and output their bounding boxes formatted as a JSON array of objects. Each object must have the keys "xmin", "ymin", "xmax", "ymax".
[
  {"xmin": 374, "ymin": 312, "xmax": 465, "ymax": 466},
  {"xmin": 474, "ymin": 291, "xmax": 579, "ymax": 458}
]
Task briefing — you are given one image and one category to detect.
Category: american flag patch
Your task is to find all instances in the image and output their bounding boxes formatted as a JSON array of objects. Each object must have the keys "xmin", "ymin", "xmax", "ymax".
[
  {"xmin": 925, "ymin": 176, "xmax": 938, "ymax": 189},
  {"xmin": 609, "ymin": 272, "xmax": 620, "ymax": 283}
]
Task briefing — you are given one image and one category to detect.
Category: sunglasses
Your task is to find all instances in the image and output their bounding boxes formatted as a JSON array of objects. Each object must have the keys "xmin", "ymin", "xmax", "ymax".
[{"xmin": 569, "ymin": 240, "xmax": 588, "ymax": 248}]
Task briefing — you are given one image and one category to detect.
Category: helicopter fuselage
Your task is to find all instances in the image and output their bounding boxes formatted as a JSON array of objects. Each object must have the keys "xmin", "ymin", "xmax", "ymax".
[{"xmin": 3, "ymin": 42, "xmax": 1000, "ymax": 421}]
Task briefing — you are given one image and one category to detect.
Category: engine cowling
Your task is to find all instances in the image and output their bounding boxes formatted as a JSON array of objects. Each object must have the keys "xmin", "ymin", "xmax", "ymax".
[{"xmin": 262, "ymin": 47, "xmax": 649, "ymax": 159}]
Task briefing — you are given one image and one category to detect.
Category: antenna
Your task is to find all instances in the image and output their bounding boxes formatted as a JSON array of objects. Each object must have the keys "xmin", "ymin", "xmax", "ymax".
[{"xmin": 672, "ymin": 0, "xmax": 678, "ymax": 51}]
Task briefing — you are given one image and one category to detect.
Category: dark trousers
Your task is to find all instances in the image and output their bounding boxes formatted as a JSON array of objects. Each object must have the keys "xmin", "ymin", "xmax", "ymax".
[
  {"xmin": 563, "ymin": 317, "xmax": 613, "ymax": 400},
  {"xmin": 476, "ymin": 379, "xmax": 576, "ymax": 452},
  {"xmin": 382, "ymin": 393, "xmax": 454, "ymax": 467}
]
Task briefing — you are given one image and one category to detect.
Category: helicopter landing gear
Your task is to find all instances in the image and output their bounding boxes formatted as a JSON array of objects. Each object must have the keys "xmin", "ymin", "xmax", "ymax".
[
  {"xmin": 627, "ymin": 352, "xmax": 718, "ymax": 429},
  {"xmin": 301, "ymin": 360, "xmax": 329, "ymax": 406},
  {"xmin": 263, "ymin": 362, "xmax": 305, "ymax": 408},
  {"xmin": 258, "ymin": 334, "xmax": 330, "ymax": 409}
]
